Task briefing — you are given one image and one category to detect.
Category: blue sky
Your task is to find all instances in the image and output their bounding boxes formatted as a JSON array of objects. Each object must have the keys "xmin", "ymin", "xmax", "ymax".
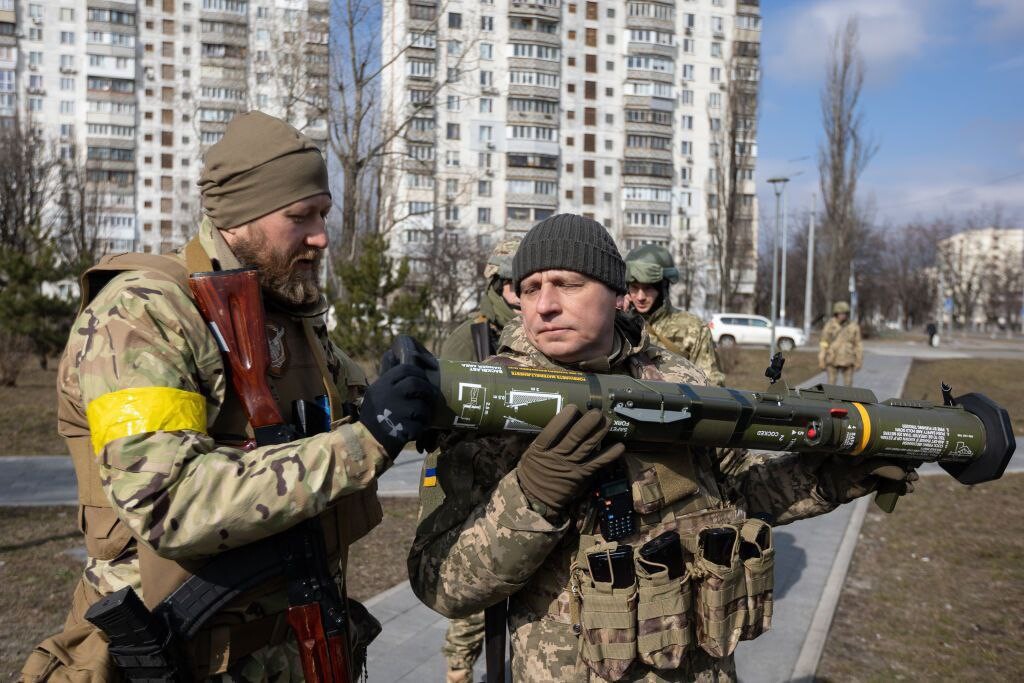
[{"xmin": 756, "ymin": 0, "xmax": 1024, "ymax": 227}]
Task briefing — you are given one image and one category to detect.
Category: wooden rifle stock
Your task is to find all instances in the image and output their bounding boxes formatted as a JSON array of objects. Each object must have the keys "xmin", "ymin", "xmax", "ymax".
[
  {"xmin": 188, "ymin": 267, "xmax": 353, "ymax": 683},
  {"xmin": 187, "ymin": 268, "xmax": 284, "ymax": 428}
]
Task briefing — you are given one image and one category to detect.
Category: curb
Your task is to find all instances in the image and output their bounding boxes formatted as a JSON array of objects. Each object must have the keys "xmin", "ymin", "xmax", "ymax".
[{"xmin": 790, "ymin": 495, "xmax": 870, "ymax": 679}]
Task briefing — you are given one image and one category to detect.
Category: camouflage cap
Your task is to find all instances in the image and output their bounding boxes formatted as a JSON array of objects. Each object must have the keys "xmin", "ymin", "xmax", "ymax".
[
  {"xmin": 625, "ymin": 244, "xmax": 679, "ymax": 284},
  {"xmin": 483, "ymin": 237, "xmax": 521, "ymax": 281},
  {"xmin": 833, "ymin": 301, "xmax": 851, "ymax": 314}
]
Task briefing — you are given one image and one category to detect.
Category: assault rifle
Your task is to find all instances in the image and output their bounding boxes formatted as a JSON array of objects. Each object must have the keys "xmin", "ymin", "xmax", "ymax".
[{"xmin": 87, "ymin": 267, "xmax": 354, "ymax": 683}]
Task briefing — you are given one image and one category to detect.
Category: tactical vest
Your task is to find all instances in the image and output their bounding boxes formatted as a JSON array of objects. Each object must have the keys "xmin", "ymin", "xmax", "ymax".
[{"xmin": 57, "ymin": 239, "xmax": 382, "ymax": 676}]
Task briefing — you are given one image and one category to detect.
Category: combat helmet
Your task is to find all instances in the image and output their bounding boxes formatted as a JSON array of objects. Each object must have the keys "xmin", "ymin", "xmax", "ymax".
[
  {"xmin": 625, "ymin": 244, "xmax": 679, "ymax": 284},
  {"xmin": 832, "ymin": 301, "xmax": 851, "ymax": 314},
  {"xmin": 483, "ymin": 237, "xmax": 521, "ymax": 281}
]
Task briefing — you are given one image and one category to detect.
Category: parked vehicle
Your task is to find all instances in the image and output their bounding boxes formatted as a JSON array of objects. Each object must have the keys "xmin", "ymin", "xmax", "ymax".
[{"xmin": 709, "ymin": 314, "xmax": 807, "ymax": 351}]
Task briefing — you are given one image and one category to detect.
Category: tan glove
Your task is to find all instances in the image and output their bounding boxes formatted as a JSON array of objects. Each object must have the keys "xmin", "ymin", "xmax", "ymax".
[
  {"xmin": 818, "ymin": 457, "xmax": 919, "ymax": 505},
  {"xmin": 516, "ymin": 406, "xmax": 626, "ymax": 513}
]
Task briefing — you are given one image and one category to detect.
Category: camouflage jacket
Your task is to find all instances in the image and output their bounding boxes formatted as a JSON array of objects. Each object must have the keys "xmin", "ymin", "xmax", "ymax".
[
  {"xmin": 56, "ymin": 218, "xmax": 388, "ymax": 679},
  {"xmin": 408, "ymin": 316, "xmax": 845, "ymax": 682},
  {"xmin": 641, "ymin": 303, "xmax": 725, "ymax": 387},
  {"xmin": 440, "ymin": 287, "xmax": 519, "ymax": 362},
  {"xmin": 819, "ymin": 318, "xmax": 863, "ymax": 368}
]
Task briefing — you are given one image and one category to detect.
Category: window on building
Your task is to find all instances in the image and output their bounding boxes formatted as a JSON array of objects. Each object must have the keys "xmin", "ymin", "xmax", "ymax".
[
  {"xmin": 583, "ymin": 134, "xmax": 595, "ymax": 152},
  {"xmin": 583, "ymin": 160, "xmax": 595, "ymax": 178},
  {"xmin": 711, "ymin": 42, "xmax": 723, "ymax": 58},
  {"xmin": 585, "ymin": 54, "xmax": 597, "ymax": 73},
  {"xmin": 479, "ymin": 125, "xmax": 492, "ymax": 142},
  {"xmin": 584, "ymin": 81, "xmax": 596, "ymax": 99},
  {"xmin": 478, "ymin": 207, "xmax": 492, "ymax": 224},
  {"xmin": 480, "ymin": 16, "xmax": 493, "ymax": 31},
  {"xmin": 447, "ymin": 95, "xmax": 461, "ymax": 111},
  {"xmin": 60, "ymin": 32, "xmax": 75, "ymax": 45},
  {"xmin": 480, "ymin": 42, "xmax": 493, "ymax": 59},
  {"xmin": 479, "ymin": 98, "xmax": 493, "ymax": 113},
  {"xmin": 448, "ymin": 13, "xmax": 462, "ymax": 29},
  {"xmin": 478, "ymin": 180, "xmax": 492, "ymax": 197},
  {"xmin": 585, "ymin": 28, "xmax": 597, "ymax": 46},
  {"xmin": 711, "ymin": 67, "xmax": 722, "ymax": 82},
  {"xmin": 447, "ymin": 39, "xmax": 461, "ymax": 55},
  {"xmin": 480, "ymin": 70, "xmax": 493, "ymax": 87},
  {"xmin": 584, "ymin": 107, "xmax": 596, "ymax": 126}
]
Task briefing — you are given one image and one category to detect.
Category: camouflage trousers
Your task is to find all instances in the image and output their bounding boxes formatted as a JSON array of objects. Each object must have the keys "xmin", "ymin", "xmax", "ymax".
[
  {"xmin": 826, "ymin": 365, "xmax": 855, "ymax": 386},
  {"xmin": 443, "ymin": 611, "xmax": 485, "ymax": 674}
]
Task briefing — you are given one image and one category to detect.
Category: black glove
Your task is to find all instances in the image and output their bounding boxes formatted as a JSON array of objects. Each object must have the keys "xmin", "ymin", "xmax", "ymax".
[
  {"xmin": 359, "ymin": 364, "xmax": 440, "ymax": 459},
  {"xmin": 818, "ymin": 457, "xmax": 920, "ymax": 505},
  {"xmin": 516, "ymin": 406, "xmax": 626, "ymax": 513},
  {"xmin": 380, "ymin": 335, "xmax": 438, "ymax": 376}
]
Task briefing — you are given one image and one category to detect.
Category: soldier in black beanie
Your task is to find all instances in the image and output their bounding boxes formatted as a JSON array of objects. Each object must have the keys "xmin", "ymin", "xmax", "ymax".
[{"xmin": 512, "ymin": 213, "xmax": 626, "ymax": 296}]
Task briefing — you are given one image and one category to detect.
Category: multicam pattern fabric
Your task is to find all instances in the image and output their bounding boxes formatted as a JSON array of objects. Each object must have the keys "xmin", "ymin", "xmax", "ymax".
[
  {"xmin": 819, "ymin": 317, "xmax": 863, "ymax": 369},
  {"xmin": 642, "ymin": 303, "xmax": 725, "ymax": 387},
  {"xmin": 409, "ymin": 314, "xmax": 849, "ymax": 681},
  {"xmin": 56, "ymin": 218, "xmax": 388, "ymax": 678},
  {"xmin": 483, "ymin": 238, "xmax": 522, "ymax": 281}
]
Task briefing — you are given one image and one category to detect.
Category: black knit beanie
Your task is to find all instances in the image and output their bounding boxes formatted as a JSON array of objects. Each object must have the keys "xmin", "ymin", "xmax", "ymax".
[{"xmin": 512, "ymin": 214, "xmax": 626, "ymax": 294}]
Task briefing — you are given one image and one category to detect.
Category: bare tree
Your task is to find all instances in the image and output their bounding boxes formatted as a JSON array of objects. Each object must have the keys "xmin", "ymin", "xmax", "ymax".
[
  {"xmin": 55, "ymin": 147, "xmax": 108, "ymax": 276},
  {"xmin": 674, "ymin": 229, "xmax": 701, "ymax": 311},
  {"xmin": 329, "ymin": 0, "xmax": 480, "ymax": 262},
  {"xmin": 706, "ymin": 49, "xmax": 759, "ymax": 312},
  {"xmin": 409, "ymin": 229, "xmax": 496, "ymax": 349},
  {"xmin": 818, "ymin": 18, "xmax": 877, "ymax": 307}
]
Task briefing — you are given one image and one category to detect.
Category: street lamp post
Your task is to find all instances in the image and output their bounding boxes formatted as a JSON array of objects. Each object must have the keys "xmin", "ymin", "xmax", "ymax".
[
  {"xmin": 767, "ymin": 177, "xmax": 790, "ymax": 358},
  {"xmin": 803, "ymin": 193, "xmax": 816, "ymax": 338}
]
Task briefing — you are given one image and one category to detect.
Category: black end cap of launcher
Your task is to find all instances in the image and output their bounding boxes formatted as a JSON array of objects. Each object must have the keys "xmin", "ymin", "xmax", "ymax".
[{"xmin": 942, "ymin": 392, "xmax": 1016, "ymax": 485}]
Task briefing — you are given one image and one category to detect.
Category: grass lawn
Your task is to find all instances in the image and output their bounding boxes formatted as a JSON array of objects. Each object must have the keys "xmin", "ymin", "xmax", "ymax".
[
  {"xmin": 0, "ymin": 498, "xmax": 420, "ymax": 679},
  {"xmin": 901, "ymin": 357, "xmax": 1024, "ymax": 434},
  {"xmin": 721, "ymin": 347, "xmax": 820, "ymax": 391},
  {"xmin": 0, "ymin": 364, "xmax": 63, "ymax": 456},
  {"xmin": 816, "ymin": 473, "xmax": 1024, "ymax": 681}
]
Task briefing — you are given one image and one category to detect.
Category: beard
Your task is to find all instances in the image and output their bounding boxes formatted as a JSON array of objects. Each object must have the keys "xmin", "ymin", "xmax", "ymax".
[{"xmin": 230, "ymin": 226, "xmax": 323, "ymax": 306}]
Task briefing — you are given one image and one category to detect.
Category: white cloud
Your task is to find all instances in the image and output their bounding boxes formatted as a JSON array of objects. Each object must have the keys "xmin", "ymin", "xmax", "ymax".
[
  {"xmin": 989, "ymin": 54, "xmax": 1024, "ymax": 71},
  {"xmin": 765, "ymin": 0, "xmax": 932, "ymax": 84},
  {"xmin": 974, "ymin": 0, "xmax": 1024, "ymax": 42}
]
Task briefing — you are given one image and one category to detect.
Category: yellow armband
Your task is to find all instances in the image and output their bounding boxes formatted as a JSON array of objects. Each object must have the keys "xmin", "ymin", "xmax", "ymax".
[{"xmin": 86, "ymin": 386, "xmax": 207, "ymax": 455}]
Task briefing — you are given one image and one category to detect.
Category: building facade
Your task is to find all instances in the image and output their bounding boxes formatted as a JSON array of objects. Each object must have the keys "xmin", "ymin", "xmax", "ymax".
[
  {"xmin": 0, "ymin": 0, "xmax": 328, "ymax": 255},
  {"xmin": 937, "ymin": 227, "xmax": 1024, "ymax": 330},
  {"xmin": 381, "ymin": 0, "xmax": 761, "ymax": 315}
]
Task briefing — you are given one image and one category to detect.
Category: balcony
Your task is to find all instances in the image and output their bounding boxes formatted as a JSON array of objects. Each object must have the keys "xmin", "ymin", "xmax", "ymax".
[{"xmin": 508, "ymin": 0, "xmax": 561, "ymax": 20}]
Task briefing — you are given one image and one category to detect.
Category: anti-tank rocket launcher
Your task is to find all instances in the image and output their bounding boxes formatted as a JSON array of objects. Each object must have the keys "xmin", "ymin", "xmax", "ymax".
[{"xmin": 423, "ymin": 357, "xmax": 1015, "ymax": 510}]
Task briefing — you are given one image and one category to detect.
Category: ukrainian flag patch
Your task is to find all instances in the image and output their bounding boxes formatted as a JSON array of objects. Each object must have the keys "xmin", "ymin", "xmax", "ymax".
[{"xmin": 423, "ymin": 466, "xmax": 438, "ymax": 487}]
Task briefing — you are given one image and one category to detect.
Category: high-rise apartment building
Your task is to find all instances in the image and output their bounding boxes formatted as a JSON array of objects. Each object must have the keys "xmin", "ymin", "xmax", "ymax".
[
  {"xmin": 0, "ymin": 0, "xmax": 328, "ymax": 255},
  {"xmin": 381, "ymin": 0, "xmax": 761, "ymax": 314}
]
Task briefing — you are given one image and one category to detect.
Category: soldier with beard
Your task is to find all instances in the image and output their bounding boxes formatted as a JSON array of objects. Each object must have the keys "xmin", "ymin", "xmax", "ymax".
[
  {"xmin": 624, "ymin": 245, "xmax": 724, "ymax": 386},
  {"xmin": 24, "ymin": 112, "xmax": 439, "ymax": 682}
]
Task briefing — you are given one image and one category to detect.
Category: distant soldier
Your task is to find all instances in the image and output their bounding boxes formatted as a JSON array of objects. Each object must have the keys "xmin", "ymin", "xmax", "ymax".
[
  {"xmin": 436, "ymin": 238, "xmax": 521, "ymax": 683},
  {"xmin": 440, "ymin": 238, "xmax": 521, "ymax": 364},
  {"xmin": 819, "ymin": 301, "xmax": 863, "ymax": 385},
  {"xmin": 624, "ymin": 244, "xmax": 725, "ymax": 386}
]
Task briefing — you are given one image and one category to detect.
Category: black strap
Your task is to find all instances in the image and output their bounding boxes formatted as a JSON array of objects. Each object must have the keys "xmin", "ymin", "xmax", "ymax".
[{"xmin": 484, "ymin": 602, "xmax": 507, "ymax": 683}]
